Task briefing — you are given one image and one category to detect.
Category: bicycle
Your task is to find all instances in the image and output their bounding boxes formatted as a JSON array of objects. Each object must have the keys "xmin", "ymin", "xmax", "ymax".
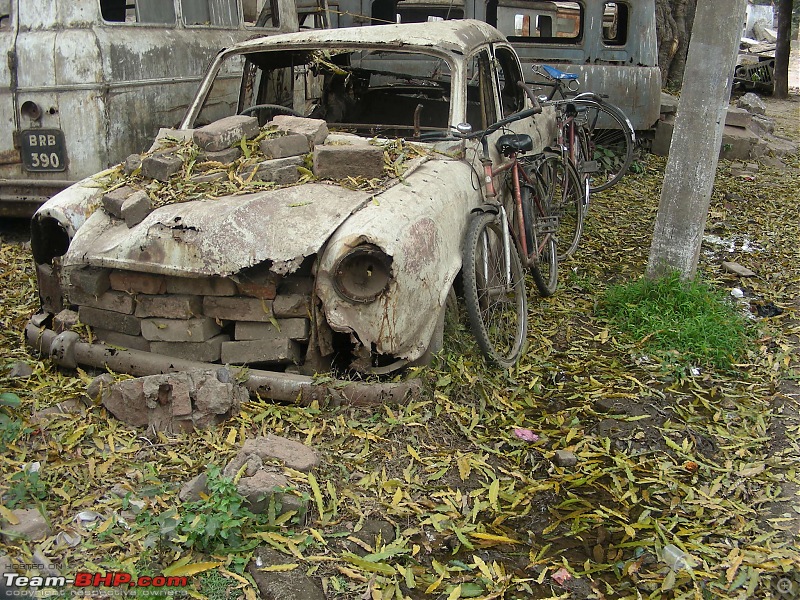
[
  {"xmin": 530, "ymin": 64, "xmax": 636, "ymax": 193},
  {"xmin": 526, "ymin": 149, "xmax": 585, "ymax": 261},
  {"xmin": 454, "ymin": 94, "xmax": 559, "ymax": 367}
]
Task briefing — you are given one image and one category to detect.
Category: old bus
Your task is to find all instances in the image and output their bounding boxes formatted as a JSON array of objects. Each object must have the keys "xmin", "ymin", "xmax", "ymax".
[{"xmin": 0, "ymin": 0, "xmax": 298, "ymax": 217}]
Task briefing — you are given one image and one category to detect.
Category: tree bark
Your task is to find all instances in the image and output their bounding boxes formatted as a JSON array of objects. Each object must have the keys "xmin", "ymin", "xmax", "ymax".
[
  {"xmin": 647, "ymin": 0, "xmax": 748, "ymax": 280},
  {"xmin": 774, "ymin": 0, "xmax": 794, "ymax": 98},
  {"xmin": 655, "ymin": 0, "xmax": 697, "ymax": 88}
]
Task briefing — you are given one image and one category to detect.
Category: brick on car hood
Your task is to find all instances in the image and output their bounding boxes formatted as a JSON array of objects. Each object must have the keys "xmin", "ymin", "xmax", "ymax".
[{"xmin": 61, "ymin": 183, "xmax": 372, "ymax": 278}]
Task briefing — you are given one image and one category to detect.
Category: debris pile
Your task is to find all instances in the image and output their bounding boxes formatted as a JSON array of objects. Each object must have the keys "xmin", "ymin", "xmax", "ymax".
[
  {"xmin": 92, "ymin": 369, "xmax": 246, "ymax": 433},
  {"xmin": 653, "ymin": 92, "xmax": 797, "ymax": 161}
]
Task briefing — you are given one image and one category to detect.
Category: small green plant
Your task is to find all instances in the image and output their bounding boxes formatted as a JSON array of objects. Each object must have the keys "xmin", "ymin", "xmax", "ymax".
[
  {"xmin": 137, "ymin": 464, "xmax": 260, "ymax": 555},
  {"xmin": 160, "ymin": 465, "xmax": 257, "ymax": 552},
  {"xmin": 199, "ymin": 570, "xmax": 239, "ymax": 600},
  {"xmin": 5, "ymin": 466, "xmax": 48, "ymax": 508},
  {"xmin": 597, "ymin": 271, "xmax": 753, "ymax": 372},
  {"xmin": 0, "ymin": 392, "xmax": 27, "ymax": 451}
]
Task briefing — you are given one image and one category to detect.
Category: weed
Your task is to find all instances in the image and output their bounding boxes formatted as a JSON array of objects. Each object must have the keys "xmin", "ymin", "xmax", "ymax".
[
  {"xmin": 200, "ymin": 570, "xmax": 241, "ymax": 600},
  {"xmin": 5, "ymin": 465, "xmax": 48, "ymax": 508},
  {"xmin": 136, "ymin": 464, "xmax": 257, "ymax": 554},
  {"xmin": 0, "ymin": 392, "xmax": 28, "ymax": 451},
  {"xmin": 597, "ymin": 271, "xmax": 753, "ymax": 373}
]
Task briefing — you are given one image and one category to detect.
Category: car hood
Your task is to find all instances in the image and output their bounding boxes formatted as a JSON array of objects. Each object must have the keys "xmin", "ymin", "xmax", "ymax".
[{"xmin": 61, "ymin": 183, "xmax": 373, "ymax": 277}]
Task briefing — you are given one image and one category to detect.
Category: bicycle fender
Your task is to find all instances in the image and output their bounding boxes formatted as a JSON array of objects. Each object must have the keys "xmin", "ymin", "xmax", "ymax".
[{"xmin": 471, "ymin": 204, "xmax": 499, "ymax": 215}]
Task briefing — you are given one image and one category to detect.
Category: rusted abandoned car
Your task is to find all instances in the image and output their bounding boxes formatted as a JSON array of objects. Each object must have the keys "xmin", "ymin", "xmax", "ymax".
[{"xmin": 26, "ymin": 20, "xmax": 554, "ymax": 402}]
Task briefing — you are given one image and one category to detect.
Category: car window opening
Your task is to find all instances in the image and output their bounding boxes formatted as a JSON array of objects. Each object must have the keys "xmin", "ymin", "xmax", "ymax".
[{"xmin": 204, "ymin": 48, "xmax": 457, "ymax": 139}]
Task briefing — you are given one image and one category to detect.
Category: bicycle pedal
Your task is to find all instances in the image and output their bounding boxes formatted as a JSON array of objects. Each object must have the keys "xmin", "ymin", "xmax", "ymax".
[
  {"xmin": 582, "ymin": 160, "xmax": 599, "ymax": 173},
  {"xmin": 537, "ymin": 216, "xmax": 559, "ymax": 234}
]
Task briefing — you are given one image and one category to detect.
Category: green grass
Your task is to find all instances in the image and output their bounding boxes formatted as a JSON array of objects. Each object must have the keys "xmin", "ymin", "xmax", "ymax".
[{"xmin": 597, "ymin": 271, "xmax": 754, "ymax": 372}]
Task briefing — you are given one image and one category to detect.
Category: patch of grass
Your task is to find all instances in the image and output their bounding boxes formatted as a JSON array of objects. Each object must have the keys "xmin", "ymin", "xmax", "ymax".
[
  {"xmin": 597, "ymin": 271, "xmax": 753, "ymax": 372},
  {"xmin": 199, "ymin": 570, "xmax": 241, "ymax": 600},
  {"xmin": 0, "ymin": 392, "xmax": 28, "ymax": 452}
]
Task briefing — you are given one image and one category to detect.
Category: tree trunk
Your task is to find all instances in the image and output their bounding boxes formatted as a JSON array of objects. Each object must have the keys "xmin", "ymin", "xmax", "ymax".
[
  {"xmin": 655, "ymin": 0, "xmax": 697, "ymax": 88},
  {"xmin": 774, "ymin": 0, "xmax": 794, "ymax": 98},
  {"xmin": 646, "ymin": 0, "xmax": 748, "ymax": 280}
]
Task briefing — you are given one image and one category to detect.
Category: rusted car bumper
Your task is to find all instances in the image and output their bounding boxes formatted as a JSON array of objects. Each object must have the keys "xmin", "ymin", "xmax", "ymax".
[{"xmin": 25, "ymin": 318, "xmax": 421, "ymax": 406}]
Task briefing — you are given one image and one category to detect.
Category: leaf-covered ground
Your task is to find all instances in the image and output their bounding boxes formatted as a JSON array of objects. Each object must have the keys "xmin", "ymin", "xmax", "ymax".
[{"xmin": 1, "ymin": 97, "xmax": 799, "ymax": 599}]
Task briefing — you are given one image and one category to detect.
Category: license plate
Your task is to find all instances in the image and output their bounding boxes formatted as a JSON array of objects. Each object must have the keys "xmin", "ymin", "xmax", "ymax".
[{"xmin": 20, "ymin": 129, "xmax": 68, "ymax": 172}]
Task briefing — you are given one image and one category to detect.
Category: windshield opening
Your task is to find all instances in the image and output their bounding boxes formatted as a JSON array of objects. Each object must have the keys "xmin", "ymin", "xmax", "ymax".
[{"xmin": 194, "ymin": 47, "xmax": 455, "ymax": 139}]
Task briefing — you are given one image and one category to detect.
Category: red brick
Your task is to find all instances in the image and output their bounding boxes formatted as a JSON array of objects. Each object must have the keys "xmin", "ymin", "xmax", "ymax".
[
  {"xmin": 69, "ymin": 290, "xmax": 135, "ymax": 315},
  {"xmin": 69, "ymin": 267, "xmax": 111, "ymax": 296},
  {"xmin": 235, "ymin": 319, "xmax": 309, "ymax": 341},
  {"xmin": 313, "ymin": 145, "xmax": 384, "ymax": 179},
  {"xmin": 271, "ymin": 115, "xmax": 329, "ymax": 146},
  {"xmin": 54, "ymin": 309, "xmax": 80, "ymax": 333},
  {"xmin": 102, "ymin": 185, "xmax": 135, "ymax": 217},
  {"xmin": 166, "ymin": 276, "xmax": 238, "ymax": 296},
  {"xmin": 151, "ymin": 334, "xmax": 229, "ymax": 363},
  {"xmin": 110, "ymin": 271, "xmax": 167, "ymax": 295},
  {"xmin": 194, "ymin": 115, "xmax": 259, "ymax": 152},
  {"xmin": 79, "ymin": 306, "xmax": 141, "ymax": 336},
  {"xmin": 93, "ymin": 329, "xmax": 151, "ymax": 352},
  {"xmin": 273, "ymin": 294, "xmax": 311, "ymax": 318},
  {"xmin": 135, "ymin": 294, "xmax": 202, "ymax": 319},
  {"xmin": 36, "ymin": 263, "xmax": 64, "ymax": 314},
  {"xmin": 221, "ymin": 338, "xmax": 302, "ymax": 365},
  {"xmin": 141, "ymin": 317, "xmax": 221, "ymax": 342},
  {"xmin": 203, "ymin": 296, "xmax": 273, "ymax": 322},
  {"xmin": 236, "ymin": 274, "xmax": 279, "ymax": 300}
]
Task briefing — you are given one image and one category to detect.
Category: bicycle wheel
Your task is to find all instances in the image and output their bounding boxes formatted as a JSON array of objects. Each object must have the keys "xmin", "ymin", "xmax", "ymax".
[
  {"xmin": 519, "ymin": 179, "xmax": 558, "ymax": 297},
  {"xmin": 462, "ymin": 211, "xmax": 527, "ymax": 367},
  {"xmin": 527, "ymin": 152, "xmax": 584, "ymax": 261},
  {"xmin": 573, "ymin": 125, "xmax": 592, "ymax": 210},
  {"xmin": 571, "ymin": 98, "xmax": 634, "ymax": 192}
]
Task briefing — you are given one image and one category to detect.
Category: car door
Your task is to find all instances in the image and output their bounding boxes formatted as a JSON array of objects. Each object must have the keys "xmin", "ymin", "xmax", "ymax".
[
  {"xmin": 463, "ymin": 44, "xmax": 553, "ymax": 209},
  {"xmin": 490, "ymin": 42, "xmax": 554, "ymax": 152}
]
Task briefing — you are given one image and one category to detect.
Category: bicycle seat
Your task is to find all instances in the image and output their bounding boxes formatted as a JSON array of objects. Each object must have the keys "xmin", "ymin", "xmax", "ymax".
[
  {"xmin": 496, "ymin": 133, "xmax": 533, "ymax": 156},
  {"xmin": 541, "ymin": 65, "xmax": 579, "ymax": 81}
]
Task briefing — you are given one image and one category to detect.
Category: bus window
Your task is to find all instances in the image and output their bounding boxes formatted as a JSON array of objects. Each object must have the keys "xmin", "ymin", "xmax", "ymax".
[
  {"xmin": 243, "ymin": 0, "xmax": 282, "ymax": 28},
  {"xmin": 371, "ymin": 0, "xmax": 396, "ymax": 25},
  {"xmin": 602, "ymin": 2, "xmax": 628, "ymax": 46},
  {"xmin": 183, "ymin": 0, "xmax": 239, "ymax": 27},
  {"xmin": 395, "ymin": 0, "xmax": 464, "ymax": 24},
  {"xmin": 100, "ymin": 0, "xmax": 177, "ymax": 24},
  {"xmin": 493, "ymin": 0, "xmax": 582, "ymax": 43},
  {"xmin": 0, "ymin": 0, "xmax": 10, "ymax": 29}
]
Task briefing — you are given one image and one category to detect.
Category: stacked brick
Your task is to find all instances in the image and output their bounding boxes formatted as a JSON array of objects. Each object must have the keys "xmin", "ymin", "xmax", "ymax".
[
  {"xmin": 61, "ymin": 114, "xmax": 394, "ymax": 368},
  {"xmin": 64, "ymin": 266, "xmax": 312, "ymax": 367}
]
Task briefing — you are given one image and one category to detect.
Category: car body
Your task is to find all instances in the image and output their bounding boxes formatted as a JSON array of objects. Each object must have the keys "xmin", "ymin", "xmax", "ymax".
[{"xmin": 27, "ymin": 20, "xmax": 554, "ymax": 399}]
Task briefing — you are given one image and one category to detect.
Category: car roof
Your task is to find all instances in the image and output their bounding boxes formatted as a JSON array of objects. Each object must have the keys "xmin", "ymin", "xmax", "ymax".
[{"xmin": 229, "ymin": 19, "xmax": 507, "ymax": 57}]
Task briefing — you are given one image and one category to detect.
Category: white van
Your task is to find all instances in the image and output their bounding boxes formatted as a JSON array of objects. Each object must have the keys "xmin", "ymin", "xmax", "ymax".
[{"xmin": 0, "ymin": 0, "xmax": 298, "ymax": 217}]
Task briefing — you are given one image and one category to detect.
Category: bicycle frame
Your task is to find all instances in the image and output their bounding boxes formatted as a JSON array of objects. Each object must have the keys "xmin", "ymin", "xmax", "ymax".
[
  {"xmin": 483, "ymin": 150, "xmax": 550, "ymax": 268},
  {"xmin": 478, "ymin": 205, "xmax": 514, "ymax": 297}
]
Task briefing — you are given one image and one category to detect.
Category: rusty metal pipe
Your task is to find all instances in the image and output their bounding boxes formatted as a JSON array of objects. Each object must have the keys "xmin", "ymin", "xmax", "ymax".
[{"xmin": 25, "ymin": 321, "xmax": 419, "ymax": 406}]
